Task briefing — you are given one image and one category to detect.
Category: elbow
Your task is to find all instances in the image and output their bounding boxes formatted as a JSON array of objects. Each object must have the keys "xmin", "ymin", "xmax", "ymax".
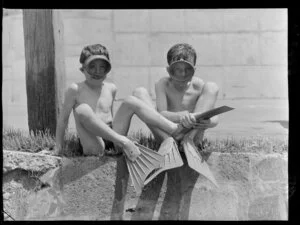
[{"xmin": 211, "ymin": 116, "xmax": 219, "ymax": 127}]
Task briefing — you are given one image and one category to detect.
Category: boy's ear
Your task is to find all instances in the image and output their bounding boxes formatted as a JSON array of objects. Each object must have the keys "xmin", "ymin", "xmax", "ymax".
[{"xmin": 166, "ymin": 66, "xmax": 171, "ymax": 75}]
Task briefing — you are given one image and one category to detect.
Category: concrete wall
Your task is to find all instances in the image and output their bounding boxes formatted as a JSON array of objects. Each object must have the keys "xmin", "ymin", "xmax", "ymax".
[
  {"xmin": 3, "ymin": 150, "xmax": 288, "ymax": 220},
  {"xmin": 2, "ymin": 9, "xmax": 288, "ymax": 130}
]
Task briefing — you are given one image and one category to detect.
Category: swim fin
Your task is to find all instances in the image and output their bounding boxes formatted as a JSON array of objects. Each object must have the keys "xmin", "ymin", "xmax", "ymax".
[
  {"xmin": 182, "ymin": 136, "xmax": 219, "ymax": 188},
  {"xmin": 144, "ymin": 137, "xmax": 184, "ymax": 186},
  {"xmin": 125, "ymin": 142, "xmax": 164, "ymax": 194}
]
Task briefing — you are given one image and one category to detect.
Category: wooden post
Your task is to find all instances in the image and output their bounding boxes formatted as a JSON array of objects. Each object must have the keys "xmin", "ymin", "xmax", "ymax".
[{"xmin": 23, "ymin": 9, "xmax": 66, "ymax": 135}]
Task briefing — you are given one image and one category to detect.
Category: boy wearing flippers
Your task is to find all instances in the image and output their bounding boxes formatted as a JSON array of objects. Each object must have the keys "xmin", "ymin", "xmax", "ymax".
[
  {"xmin": 55, "ymin": 43, "xmax": 188, "ymax": 159},
  {"xmin": 125, "ymin": 43, "xmax": 220, "ymax": 220}
]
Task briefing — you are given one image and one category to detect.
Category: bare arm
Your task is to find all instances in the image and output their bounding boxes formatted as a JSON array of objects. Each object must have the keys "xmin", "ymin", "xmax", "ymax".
[
  {"xmin": 111, "ymin": 84, "xmax": 117, "ymax": 118},
  {"xmin": 192, "ymin": 82, "xmax": 220, "ymax": 130},
  {"xmin": 155, "ymin": 80, "xmax": 188, "ymax": 123},
  {"xmin": 55, "ymin": 83, "xmax": 77, "ymax": 152}
]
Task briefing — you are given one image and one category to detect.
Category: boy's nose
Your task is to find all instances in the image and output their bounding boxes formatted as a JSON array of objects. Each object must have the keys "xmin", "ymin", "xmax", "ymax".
[{"xmin": 95, "ymin": 66, "xmax": 103, "ymax": 74}]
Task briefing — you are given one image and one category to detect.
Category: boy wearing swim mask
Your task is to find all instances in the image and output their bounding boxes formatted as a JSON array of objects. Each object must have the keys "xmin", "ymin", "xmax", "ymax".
[
  {"xmin": 116, "ymin": 43, "xmax": 220, "ymax": 220},
  {"xmin": 54, "ymin": 44, "xmax": 188, "ymax": 159}
]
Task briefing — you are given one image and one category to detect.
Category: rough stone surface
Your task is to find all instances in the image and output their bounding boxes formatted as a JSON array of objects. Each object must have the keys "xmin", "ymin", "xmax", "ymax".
[
  {"xmin": 252, "ymin": 154, "xmax": 288, "ymax": 182},
  {"xmin": 248, "ymin": 195, "xmax": 287, "ymax": 220},
  {"xmin": 216, "ymin": 153, "xmax": 251, "ymax": 182},
  {"xmin": 3, "ymin": 149, "xmax": 288, "ymax": 220},
  {"xmin": 4, "ymin": 150, "xmax": 61, "ymax": 174}
]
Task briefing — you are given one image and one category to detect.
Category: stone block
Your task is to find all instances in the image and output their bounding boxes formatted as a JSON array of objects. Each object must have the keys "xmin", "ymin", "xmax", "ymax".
[
  {"xmin": 185, "ymin": 9, "xmax": 223, "ymax": 32},
  {"xmin": 260, "ymin": 32, "xmax": 287, "ymax": 65},
  {"xmin": 149, "ymin": 33, "xmax": 189, "ymax": 66},
  {"xmin": 223, "ymin": 33, "xmax": 260, "ymax": 65},
  {"xmin": 252, "ymin": 154, "xmax": 288, "ymax": 182},
  {"xmin": 65, "ymin": 57, "xmax": 82, "ymax": 80},
  {"xmin": 248, "ymin": 195, "xmax": 287, "ymax": 220},
  {"xmin": 62, "ymin": 9, "xmax": 112, "ymax": 19},
  {"xmin": 260, "ymin": 66, "xmax": 288, "ymax": 98},
  {"xmin": 150, "ymin": 10, "xmax": 185, "ymax": 32},
  {"xmin": 113, "ymin": 34, "xmax": 150, "ymax": 66},
  {"xmin": 2, "ymin": 17, "xmax": 11, "ymax": 46},
  {"xmin": 216, "ymin": 153, "xmax": 251, "ymax": 182},
  {"xmin": 3, "ymin": 48, "xmax": 16, "ymax": 68},
  {"xmin": 186, "ymin": 34, "xmax": 223, "ymax": 65},
  {"xmin": 11, "ymin": 16, "xmax": 25, "ymax": 59},
  {"xmin": 195, "ymin": 66, "xmax": 225, "ymax": 99},
  {"xmin": 149, "ymin": 67, "xmax": 168, "ymax": 99},
  {"xmin": 12, "ymin": 59, "xmax": 26, "ymax": 79},
  {"xmin": 63, "ymin": 18, "xmax": 111, "ymax": 45},
  {"xmin": 2, "ymin": 105, "xmax": 28, "ymax": 127},
  {"xmin": 111, "ymin": 67, "xmax": 149, "ymax": 100},
  {"xmin": 3, "ymin": 66, "xmax": 13, "ymax": 81},
  {"xmin": 223, "ymin": 66, "xmax": 263, "ymax": 99},
  {"xmin": 3, "ymin": 150, "xmax": 61, "ymax": 174},
  {"xmin": 189, "ymin": 185, "xmax": 239, "ymax": 220},
  {"xmin": 259, "ymin": 9, "xmax": 287, "ymax": 31},
  {"xmin": 114, "ymin": 10, "xmax": 150, "ymax": 32},
  {"xmin": 11, "ymin": 80, "xmax": 27, "ymax": 105},
  {"xmin": 223, "ymin": 9, "xmax": 260, "ymax": 32},
  {"xmin": 2, "ymin": 79, "xmax": 13, "ymax": 105}
]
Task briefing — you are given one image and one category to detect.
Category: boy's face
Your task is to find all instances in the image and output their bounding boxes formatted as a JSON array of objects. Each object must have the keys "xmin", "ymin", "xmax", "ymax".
[
  {"xmin": 167, "ymin": 62, "xmax": 195, "ymax": 83},
  {"xmin": 83, "ymin": 59, "xmax": 109, "ymax": 80}
]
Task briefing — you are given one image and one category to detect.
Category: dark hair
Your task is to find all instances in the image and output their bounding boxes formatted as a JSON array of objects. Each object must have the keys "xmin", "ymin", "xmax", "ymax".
[
  {"xmin": 79, "ymin": 44, "xmax": 110, "ymax": 64},
  {"xmin": 167, "ymin": 43, "xmax": 197, "ymax": 66}
]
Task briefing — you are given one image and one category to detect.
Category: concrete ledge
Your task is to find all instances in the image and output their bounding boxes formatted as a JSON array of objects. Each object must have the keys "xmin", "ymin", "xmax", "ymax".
[{"xmin": 3, "ymin": 150, "xmax": 288, "ymax": 220}]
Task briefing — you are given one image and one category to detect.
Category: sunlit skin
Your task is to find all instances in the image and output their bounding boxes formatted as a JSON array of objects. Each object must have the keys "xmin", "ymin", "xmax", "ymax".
[
  {"xmin": 154, "ymin": 61, "xmax": 219, "ymax": 145},
  {"xmin": 82, "ymin": 59, "xmax": 109, "ymax": 85},
  {"xmin": 55, "ymin": 58, "xmax": 133, "ymax": 156}
]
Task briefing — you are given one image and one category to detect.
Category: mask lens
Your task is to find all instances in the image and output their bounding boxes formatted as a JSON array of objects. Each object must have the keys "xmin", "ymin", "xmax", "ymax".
[{"xmin": 85, "ymin": 59, "xmax": 107, "ymax": 77}]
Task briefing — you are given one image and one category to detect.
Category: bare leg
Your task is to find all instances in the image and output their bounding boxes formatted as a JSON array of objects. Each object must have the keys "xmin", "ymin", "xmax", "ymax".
[
  {"xmin": 111, "ymin": 88, "xmax": 170, "ymax": 220},
  {"xmin": 112, "ymin": 95, "xmax": 178, "ymax": 137},
  {"xmin": 131, "ymin": 87, "xmax": 170, "ymax": 143},
  {"xmin": 178, "ymin": 82, "xmax": 219, "ymax": 219},
  {"xmin": 130, "ymin": 87, "xmax": 168, "ymax": 220},
  {"xmin": 74, "ymin": 103, "xmax": 129, "ymax": 146}
]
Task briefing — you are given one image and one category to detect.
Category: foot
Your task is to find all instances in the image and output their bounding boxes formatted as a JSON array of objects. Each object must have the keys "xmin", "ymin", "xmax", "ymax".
[
  {"xmin": 119, "ymin": 138, "xmax": 141, "ymax": 162},
  {"xmin": 171, "ymin": 124, "xmax": 194, "ymax": 141}
]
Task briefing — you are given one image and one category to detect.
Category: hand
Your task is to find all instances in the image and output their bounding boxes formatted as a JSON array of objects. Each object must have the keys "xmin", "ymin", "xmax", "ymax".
[
  {"xmin": 192, "ymin": 119, "xmax": 214, "ymax": 130},
  {"xmin": 179, "ymin": 112, "xmax": 196, "ymax": 129}
]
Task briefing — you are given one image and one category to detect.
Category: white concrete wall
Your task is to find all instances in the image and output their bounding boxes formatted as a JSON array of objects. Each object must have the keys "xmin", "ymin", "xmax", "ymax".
[{"xmin": 2, "ymin": 9, "xmax": 288, "ymax": 130}]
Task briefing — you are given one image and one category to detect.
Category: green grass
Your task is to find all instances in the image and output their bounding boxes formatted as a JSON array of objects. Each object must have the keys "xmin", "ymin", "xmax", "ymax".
[{"xmin": 2, "ymin": 127, "xmax": 288, "ymax": 157}]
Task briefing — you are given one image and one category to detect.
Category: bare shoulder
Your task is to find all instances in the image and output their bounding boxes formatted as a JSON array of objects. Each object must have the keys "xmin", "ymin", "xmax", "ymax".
[
  {"xmin": 203, "ymin": 81, "xmax": 219, "ymax": 93},
  {"xmin": 104, "ymin": 81, "xmax": 117, "ymax": 93},
  {"xmin": 191, "ymin": 76, "xmax": 205, "ymax": 91},
  {"xmin": 67, "ymin": 82, "xmax": 80, "ymax": 93},
  {"xmin": 155, "ymin": 77, "xmax": 169, "ymax": 88}
]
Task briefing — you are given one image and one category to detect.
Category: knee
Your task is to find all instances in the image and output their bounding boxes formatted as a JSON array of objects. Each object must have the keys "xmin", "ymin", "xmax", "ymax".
[
  {"xmin": 203, "ymin": 82, "xmax": 219, "ymax": 96},
  {"xmin": 74, "ymin": 103, "xmax": 94, "ymax": 121},
  {"xmin": 122, "ymin": 95, "xmax": 139, "ymax": 110},
  {"xmin": 132, "ymin": 87, "xmax": 149, "ymax": 99}
]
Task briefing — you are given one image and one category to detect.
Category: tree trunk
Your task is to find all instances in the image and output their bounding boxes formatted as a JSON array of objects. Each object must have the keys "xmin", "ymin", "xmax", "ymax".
[{"xmin": 23, "ymin": 9, "xmax": 66, "ymax": 136}]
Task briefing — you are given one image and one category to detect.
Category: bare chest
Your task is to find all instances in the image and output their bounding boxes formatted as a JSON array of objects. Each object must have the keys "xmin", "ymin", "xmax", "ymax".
[
  {"xmin": 165, "ymin": 85, "xmax": 200, "ymax": 112},
  {"xmin": 76, "ymin": 86, "xmax": 113, "ymax": 114}
]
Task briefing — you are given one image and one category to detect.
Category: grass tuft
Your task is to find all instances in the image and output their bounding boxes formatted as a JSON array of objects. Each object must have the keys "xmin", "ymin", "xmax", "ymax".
[{"xmin": 2, "ymin": 127, "xmax": 288, "ymax": 157}]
